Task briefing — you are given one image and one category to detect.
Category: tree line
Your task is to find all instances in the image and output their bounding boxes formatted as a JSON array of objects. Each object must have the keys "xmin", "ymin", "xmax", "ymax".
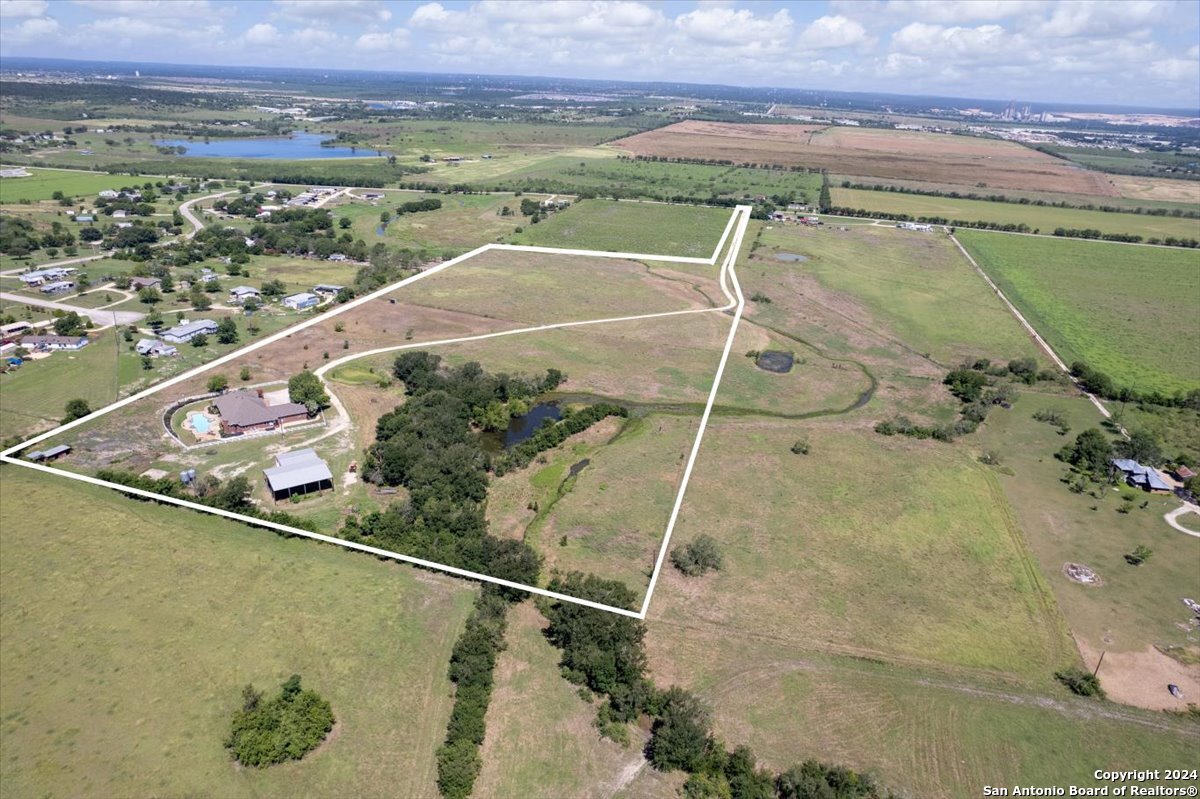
[{"xmin": 539, "ymin": 573, "xmax": 896, "ymax": 798}]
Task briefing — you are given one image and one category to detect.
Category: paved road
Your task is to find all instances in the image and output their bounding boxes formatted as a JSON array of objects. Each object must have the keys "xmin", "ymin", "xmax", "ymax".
[{"xmin": 0, "ymin": 292, "xmax": 144, "ymax": 326}]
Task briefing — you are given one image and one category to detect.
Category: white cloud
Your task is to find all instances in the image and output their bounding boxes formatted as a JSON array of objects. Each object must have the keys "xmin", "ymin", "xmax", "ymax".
[
  {"xmin": 798, "ymin": 15, "xmax": 871, "ymax": 50},
  {"xmin": 674, "ymin": 6, "xmax": 792, "ymax": 47},
  {"xmin": 242, "ymin": 23, "xmax": 282, "ymax": 46},
  {"xmin": 72, "ymin": 0, "xmax": 219, "ymax": 17},
  {"xmin": 891, "ymin": 21, "xmax": 1009, "ymax": 56},
  {"xmin": 355, "ymin": 27, "xmax": 409, "ymax": 53},
  {"xmin": 0, "ymin": 14, "xmax": 57, "ymax": 43},
  {"xmin": 272, "ymin": 0, "xmax": 391, "ymax": 24},
  {"xmin": 0, "ymin": 0, "xmax": 47, "ymax": 18}
]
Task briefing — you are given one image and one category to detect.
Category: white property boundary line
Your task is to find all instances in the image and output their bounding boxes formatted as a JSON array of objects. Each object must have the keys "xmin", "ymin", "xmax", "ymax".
[{"xmin": 1, "ymin": 206, "xmax": 752, "ymax": 620}]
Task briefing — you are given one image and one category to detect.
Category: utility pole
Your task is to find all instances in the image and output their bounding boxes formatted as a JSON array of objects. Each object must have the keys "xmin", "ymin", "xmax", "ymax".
[{"xmin": 1092, "ymin": 650, "xmax": 1106, "ymax": 678}]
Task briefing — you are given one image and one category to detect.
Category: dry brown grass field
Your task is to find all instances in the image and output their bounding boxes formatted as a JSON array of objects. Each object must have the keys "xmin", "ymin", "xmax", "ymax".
[{"xmin": 612, "ymin": 120, "xmax": 1119, "ymax": 195}]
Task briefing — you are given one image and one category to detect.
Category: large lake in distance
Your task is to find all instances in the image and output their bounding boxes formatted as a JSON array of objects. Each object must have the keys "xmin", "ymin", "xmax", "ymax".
[{"xmin": 153, "ymin": 132, "xmax": 373, "ymax": 159}]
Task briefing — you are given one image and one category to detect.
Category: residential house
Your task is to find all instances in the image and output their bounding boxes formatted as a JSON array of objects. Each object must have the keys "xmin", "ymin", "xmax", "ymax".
[
  {"xmin": 229, "ymin": 286, "xmax": 261, "ymax": 304},
  {"xmin": 111, "ymin": 209, "xmax": 127, "ymax": 219},
  {"xmin": 1111, "ymin": 459, "xmax": 1172, "ymax": 493},
  {"xmin": 161, "ymin": 319, "xmax": 218, "ymax": 344},
  {"xmin": 40, "ymin": 280, "xmax": 75, "ymax": 294},
  {"xmin": 20, "ymin": 334, "xmax": 89, "ymax": 351},
  {"xmin": 312, "ymin": 284, "xmax": 345, "ymax": 298},
  {"xmin": 135, "ymin": 338, "xmax": 178, "ymax": 357},
  {"xmin": 213, "ymin": 389, "xmax": 309, "ymax": 436}
]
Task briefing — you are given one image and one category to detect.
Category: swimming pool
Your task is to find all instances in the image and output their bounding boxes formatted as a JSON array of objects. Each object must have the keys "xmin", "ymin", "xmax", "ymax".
[{"xmin": 189, "ymin": 413, "xmax": 211, "ymax": 434}]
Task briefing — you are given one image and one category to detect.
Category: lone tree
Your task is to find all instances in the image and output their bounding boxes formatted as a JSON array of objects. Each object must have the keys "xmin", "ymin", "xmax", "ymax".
[
  {"xmin": 53, "ymin": 311, "xmax": 87, "ymax": 337},
  {"xmin": 215, "ymin": 317, "xmax": 239, "ymax": 345},
  {"xmin": 670, "ymin": 534, "xmax": 723, "ymax": 577},
  {"xmin": 207, "ymin": 374, "xmax": 229, "ymax": 393},
  {"xmin": 289, "ymin": 370, "xmax": 330, "ymax": 415},
  {"xmin": 225, "ymin": 675, "xmax": 334, "ymax": 767},
  {"xmin": 63, "ymin": 398, "xmax": 92, "ymax": 422}
]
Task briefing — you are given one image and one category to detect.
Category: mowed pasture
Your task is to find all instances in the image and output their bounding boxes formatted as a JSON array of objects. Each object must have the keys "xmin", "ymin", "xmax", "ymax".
[
  {"xmin": 0, "ymin": 167, "xmax": 133, "ymax": 201},
  {"xmin": 329, "ymin": 191, "xmax": 524, "ymax": 257},
  {"xmin": 753, "ymin": 223, "xmax": 1043, "ymax": 367},
  {"xmin": 831, "ymin": 187, "xmax": 1200, "ymax": 240},
  {"xmin": 397, "ymin": 247, "xmax": 723, "ymax": 326},
  {"xmin": 642, "ymin": 622, "xmax": 1199, "ymax": 799},
  {"xmin": 0, "ymin": 469, "xmax": 474, "ymax": 799},
  {"xmin": 612, "ymin": 121, "xmax": 1117, "ymax": 196},
  {"xmin": 657, "ymin": 416, "xmax": 1073, "ymax": 679},
  {"xmin": 958, "ymin": 230, "xmax": 1200, "ymax": 394},
  {"xmin": 506, "ymin": 199, "xmax": 732, "ymax": 258}
]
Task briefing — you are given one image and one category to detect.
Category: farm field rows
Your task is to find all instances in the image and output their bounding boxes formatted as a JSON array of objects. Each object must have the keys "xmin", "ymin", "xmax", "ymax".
[
  {"xmin": 957, "ymin": 230, "xmax": 1200, "ymax": 394},
  {"xmin": 831, "ymin": 186, "xmax": 1200, "ymax": 240},
  {"xmin": 0, "ymin": 469, "xmax": 474, "ymax": 799},
  {"xmin": 613, "ymin": 121, "xmax": 1118, "ymax": 196}
]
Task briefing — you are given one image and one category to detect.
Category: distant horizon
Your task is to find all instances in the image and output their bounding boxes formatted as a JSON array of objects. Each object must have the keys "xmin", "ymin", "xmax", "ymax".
[
  {"xmin": 2, "ymin": 1, "xmax": 1197, "ymax": 109},
  {"xmin": 5, "ymin": 54, "xmax": 1199, "ymax": 118}
]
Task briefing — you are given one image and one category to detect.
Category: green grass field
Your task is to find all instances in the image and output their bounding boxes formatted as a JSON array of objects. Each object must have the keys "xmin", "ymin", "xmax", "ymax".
[
  {"xmin": 330, "ymin": 192, "xmax": 523, "ymax": 257},
  {"xmin": 831, "ymin": 187, "xmax": 1200, "ymax": 240},
  {"xmin": 506, "ymin": 199, "xmax": 731, "ymax": 258},
  {"xmin": 643, "ymin": 624, "xmax": 1198, "ymax": 799},
  {"xmin": 0, "ymin": 167, "xmax": 132, "ymax": 201},
  {"xmin": 471, "ymin": 155, "xmax": 823, "ymax": 204},
  {"xmin": 958, "ymin": 230, "xmax": 1200, "ymax": 394},
  {"xmin": 755, "ymin": 223, "xmax": 1043, "ymax": 368},
  {"xmin": 0, "ymin": 468, "xmax": 474, "ymax": 799}
]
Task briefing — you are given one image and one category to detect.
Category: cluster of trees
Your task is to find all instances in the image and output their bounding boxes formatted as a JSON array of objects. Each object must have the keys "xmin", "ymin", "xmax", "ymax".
[
  {"xmin": 622, "ymin": 153, "xmax": 824, "ymax": 175},
  {"xmin": 436, "ymin": 587, "xmax": 513, "ymax": 799},
  {"xmin": 837, "ymin": 180, "xmax": 1200, "ymax": 219},
  {"xmin": 493, "ymin": 403, "xmax": 627, "ymax": 476},
  {"xmin": 540, "ymin": 573, "xmax": 894, "ymax": 799},
  {"xmin": 396, "ymin": 197, "xmax": 442, "ymax": 215},
  {"xmin": 226, "ymin": 675, "xmax": 335, "ymax": 767},
  {"xmin": 1059, "ymin": 426, "xmax": 1168, "ymax": 475},
  {"xmin": 95, "ymin": 468, "xmax": 318, "ymax": 532},
  {"xmin": 349, "ymin": 355, "xmax": 543, "ymax": 586},
  {"xmin": 102, "ymin": 158, "xmax": 425, "ymax": 188},
  {"xmin": 1071, "ymin": 361, "xmax": 1200, "ymax": 410},
  {"xmin": 877, "ymin": 359, "xmax": 1036, "ymax": 442},
  {"xmin": 391, "ymin": 352, "xmax": 563, "ymax": 432},
  {"xmin": 0, "ymin": 217, "xmax": 76, "ymax": 258}
]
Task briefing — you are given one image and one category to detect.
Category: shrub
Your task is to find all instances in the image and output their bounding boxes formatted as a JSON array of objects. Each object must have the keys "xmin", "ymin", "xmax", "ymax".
[
  {"xmin": 207, "ymin": 375, "xmax": 229, "ymax": 393},
  {"xmin": 225, "ymin": 675, "xmax": 334, "ymax": 767},
  {"xmin": 1055, "ymin": 667, "xmax": 1106, "ymax": 698},
  {"xmin": 62, "ymin": 397, "xmax": 92, "ymax": 422},
  {"xmin": 671, "ymin": 534, "xmax": 724, "ymax": 577},
  {"xmin": 1124, "ymin": 544, "xmax": 1153, "ymax": 565},
  {"xmin": 790, "ymin": 438, "xmax": 810, "ymax": 455}
]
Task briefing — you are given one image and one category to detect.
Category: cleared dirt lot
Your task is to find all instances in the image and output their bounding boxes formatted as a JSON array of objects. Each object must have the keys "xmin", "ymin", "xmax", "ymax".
[{"xmin": 612, "ymin": 121, "xmax": 1118, "ymax": 196}]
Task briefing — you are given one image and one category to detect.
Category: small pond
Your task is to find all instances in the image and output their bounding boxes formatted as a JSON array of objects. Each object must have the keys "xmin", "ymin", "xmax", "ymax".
[
  {"xmin": 756, "ymin": 350, "xmax": 795, "ymax": 373},
  {"xmin": 481, "ymin": 402, "xmax": 563, "ymax": 452},
  {"xmin": 774, "ymin": 252, "xmax": 808, "ymax": 262},
  {"xmin": 505, "ymin": 403, "xmax": 562, "ymax": 447},
  {"xmin": 153, "ymin": 132, "xmax": 369, "ymax": 159}
]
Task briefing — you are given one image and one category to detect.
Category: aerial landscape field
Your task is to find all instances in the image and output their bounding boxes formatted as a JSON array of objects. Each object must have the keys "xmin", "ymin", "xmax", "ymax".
[{"xmin": 1, "ymin": 7, "xmax": 1198, "ymax": 798}]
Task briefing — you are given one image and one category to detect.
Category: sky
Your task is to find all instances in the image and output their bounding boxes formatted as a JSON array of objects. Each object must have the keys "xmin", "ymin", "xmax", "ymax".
[{"xmin": 1, "ymin": 0, "xmax": 1198, "ymax": 109}]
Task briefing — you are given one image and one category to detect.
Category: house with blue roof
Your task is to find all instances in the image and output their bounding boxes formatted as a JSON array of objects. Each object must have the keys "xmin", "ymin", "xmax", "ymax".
[{"xmin": 1111, "ymin": 458, "xmax": 1172, "ymax": 493}]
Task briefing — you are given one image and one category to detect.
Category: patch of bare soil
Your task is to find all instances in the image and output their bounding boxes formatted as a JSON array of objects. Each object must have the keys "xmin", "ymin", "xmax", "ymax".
[{"xmin": 1076, "ymin": 637, "xmax": 1200, "ymax": 711}]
